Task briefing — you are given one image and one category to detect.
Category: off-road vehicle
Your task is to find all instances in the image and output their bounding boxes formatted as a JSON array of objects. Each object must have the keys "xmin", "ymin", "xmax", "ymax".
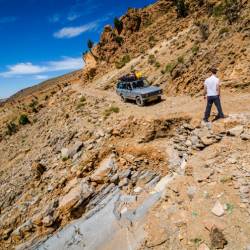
[{"xmin": 116, "ymin": 78, "xmax": 162, "ymax": 106}]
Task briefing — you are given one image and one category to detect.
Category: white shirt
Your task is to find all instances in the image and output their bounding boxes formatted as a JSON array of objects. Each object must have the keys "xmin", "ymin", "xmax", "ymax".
[{"xmin": 204, "ymin": 74, "xmax": 219, "ymax": 96}]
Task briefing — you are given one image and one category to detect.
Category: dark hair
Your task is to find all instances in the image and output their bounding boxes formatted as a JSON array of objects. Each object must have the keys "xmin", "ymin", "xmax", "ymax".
[{"xmin": 210, "ymin": 67, "xmax": 218, "ymax": 74}]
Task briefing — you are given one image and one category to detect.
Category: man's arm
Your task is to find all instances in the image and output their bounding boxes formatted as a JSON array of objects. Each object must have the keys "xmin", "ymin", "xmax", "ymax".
[
  {"xmin": 216, "ymin": 82, "xmax": 221, "ymax": 96},
  {"xmin": 204, "ymin": 83, "xmax": 207, "ymax": 99}
]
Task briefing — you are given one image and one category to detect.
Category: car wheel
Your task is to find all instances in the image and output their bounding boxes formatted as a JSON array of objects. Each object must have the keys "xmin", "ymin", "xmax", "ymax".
[
  {"xmin": 136, "ymin": 96, "xmax": 144, "ymax": 106},
  {"xmin": 157, "ymin": 96, "xmax": 162, "ymax": 102},
  {"xmin": 121, "ymin": 95, "xmax": 127, "ymax": 103}
]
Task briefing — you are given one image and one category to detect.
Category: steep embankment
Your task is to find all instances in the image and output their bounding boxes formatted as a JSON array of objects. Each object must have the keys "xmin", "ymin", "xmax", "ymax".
[{"xmin": 0, "ymin": 0, "xmax": 250, "ymax": 249}]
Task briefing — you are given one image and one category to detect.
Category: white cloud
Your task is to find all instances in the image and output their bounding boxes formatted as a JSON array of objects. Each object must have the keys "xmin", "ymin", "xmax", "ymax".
[
  {"xmin": 54, "ymin": 22, "xmax": 97, "ymax": 38},
  {"xmin": 0, "ymin": 57, "xmax": 83, "ymax": 78},
  {"xmin": 47, "ymin": 57, "xmax": 83, "ymax": 71},
  {"xmin": 0, "ymin": 63, "xmax": 47, "ymax": 77},
  {"xmin": 67, "ymin": 13, "xmax": 81, "ymax": 21}
]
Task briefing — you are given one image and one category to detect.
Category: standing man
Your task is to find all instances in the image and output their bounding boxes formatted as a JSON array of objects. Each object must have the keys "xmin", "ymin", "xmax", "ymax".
[{"xmin": 203, "ymin": 67, "xmax": 225, "ymax": 122}]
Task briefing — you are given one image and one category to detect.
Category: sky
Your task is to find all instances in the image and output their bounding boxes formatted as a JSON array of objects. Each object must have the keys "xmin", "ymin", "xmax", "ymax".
[{"xmin": 0, "ymin": 0, "xmax": 156, "ymax": 98}]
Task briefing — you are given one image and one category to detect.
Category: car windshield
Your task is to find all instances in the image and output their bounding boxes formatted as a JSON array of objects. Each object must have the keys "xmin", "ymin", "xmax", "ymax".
[{"xmin": 132, "ymin": 79, "xmax": 150, "ymax": 89}]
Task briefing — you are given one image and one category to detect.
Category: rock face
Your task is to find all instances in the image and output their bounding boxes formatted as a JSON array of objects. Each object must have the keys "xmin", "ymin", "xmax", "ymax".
[
  {"xmin": 59, "ymin": 181, "xmax": 94, "ymax": 216},
  {"xmin": 90, "ymin": 154, "xmax": 116, "ymax": 184},
  {"xmin": 31, "ymin": 162, "xmax": 46, "ymax": 179},
  {"xmin": 61, "ymin": 141, "xmax": 83, "ymax": 159},
  {"xmin": 228, "ymin": 125, "xmax": 244, "ymax": 137}
]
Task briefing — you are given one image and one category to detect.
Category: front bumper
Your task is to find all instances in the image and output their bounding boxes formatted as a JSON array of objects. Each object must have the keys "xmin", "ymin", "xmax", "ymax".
[{"xmin": 142, "ymin": 95, "xmax": 161, "ymax": 102}]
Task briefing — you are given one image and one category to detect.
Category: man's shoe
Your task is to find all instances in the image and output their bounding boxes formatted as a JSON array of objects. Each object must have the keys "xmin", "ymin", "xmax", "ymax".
[
  {"xmin": 213, "ymin": 115, "xmax": 227, "ymax": 122},
  {"xmin": 203, "ymin": 119, "xmax": 209, "ymax": 123}
]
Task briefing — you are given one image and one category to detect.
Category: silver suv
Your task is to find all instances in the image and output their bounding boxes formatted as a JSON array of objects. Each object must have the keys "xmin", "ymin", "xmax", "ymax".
[{"xmin": 116, "ymin": 78, "xmax": 162, "ymax": 106}]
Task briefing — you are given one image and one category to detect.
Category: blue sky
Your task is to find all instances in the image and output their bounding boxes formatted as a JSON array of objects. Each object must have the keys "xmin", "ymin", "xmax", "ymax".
[{"xmin": 0, "ymin": 0, "xmax": 156, "ymax": 98}]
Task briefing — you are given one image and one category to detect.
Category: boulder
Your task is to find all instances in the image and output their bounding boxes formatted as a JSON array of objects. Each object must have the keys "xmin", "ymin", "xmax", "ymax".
[
  {"xmin": 194, "ymin": 167, "xmax": 214, "ymax": 182},
  {"xmin": 228, "ymin": 125, "xmax": 244, "ymax": 137},
  {"xmin": 59, "ymin": 181, "xmax": 93, "ymax": 214},
  {"xmin": 198, "ymin": 243, "xmax": 210, "ymax": 250},
  {"xmin": 31, "ymin": 162, "xmax": 46, "ymax": 179},
  {"xmin": 91, "ymin": 155, "xmax": 116, "ymax": 184},
  {"xmin": 61, "ymin": 141, "xmax": 84, "ymax": 159},
  {"xmin": 211, "ymin": 201, "xmax": 225, "ymax": 217},
  {"xmin": 42, "ymin": 215, "xmax": 54, "ymax": 227},
  {"xmin": 241, "ymin": 132, "xmax": 250, "ymax": 140}
]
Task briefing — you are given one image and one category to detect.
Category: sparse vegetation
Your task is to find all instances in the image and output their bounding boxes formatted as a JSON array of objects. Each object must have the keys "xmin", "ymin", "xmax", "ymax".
[
  {"xmin": 115, "ymin": 54, "xmax": 131, "ymax": 69},
  {"xmin": 212, "ymin": 0, "xmax": 241, "ymax": 24},
  {"xmin": 154, "ymin": 62, "xmax": 161, "ymax": 68},
  {"xmin": 114, "ymin": 35, "xmax": 124, "ymax": 46},
  {"xmin": 19, "ymin": 114, "xmax": 30, "ymax": 125},
  {"xmin": 161, "ymin": 63, "xmax": 176, "ymax": 74},
  {"xmin": 148, "ymin": 54, "xmax": 156, "ymax": 65},
  {"xmin": 219, "ymin": 27, "xmax": 229, "ymax": 35},
  {"xmin": 6, "ymin": 122, "xmax": 18, "ymax": 135},
  {"xmin": 192, "ymin": 45, "xmax": 199, "ymax": 55},
  {"xmin": 76, "ymin": 96, "xmax": 86, "ymax": 109},
  {"xmin": 79, "ymin": 96, "xmax": 86, "ymax": 102},
  {"xmin": 103, "ymin": 106, "xmax": 120, "ymax": 118},
  {"xmin": 29, "ymin": 99, "xmax": 39, "ymax": 113},
  {"xmin": 148, "ymin": 35, "xmax": 157, "ymax": 48},
  {"xmin": 190, "ymin": 238, "xmax": 202, "ymax": 246},
  {"xmin": 173, "ymin": 0, "xmax": 188, "ymax": 18},
  {"xmin": 177, "ymin": 56, "xmax": 184, "ymax": 64},
  {"xmin": 62, "ymin": 157, "xmax": 69, "ymax": 162},
  {"xmin": 225, "ymin": 0, "xmax": 241, "ymax": 24},
  {"xmin": 212, "ymin": 3, "xmax": 225, "ymax": 17},
  {"xmin": 197, "ymin": 23, "xmax": 209, "ymax": 41},
  {"xmin": 87, "ymin": 39, "xmax": 98, "ymax": 61}
]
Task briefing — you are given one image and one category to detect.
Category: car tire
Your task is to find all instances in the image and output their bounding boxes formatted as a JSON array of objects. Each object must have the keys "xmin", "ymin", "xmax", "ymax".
[
  {"xmin": 121, "ymin": 95, "xmax": 127, "ymax": 103},
  {"xmin": 136, "ymin": 96, "xmax": 144, "ymax": 106},
  {"xmin": 157, "ymin": 96, "xmax": 162, "ymax": 102}
]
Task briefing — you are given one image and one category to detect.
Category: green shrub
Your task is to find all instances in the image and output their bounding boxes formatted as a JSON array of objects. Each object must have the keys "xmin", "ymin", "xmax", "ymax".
[
  {"xmin": 219, "ymin": 27, "xmax": 229, "ymax": 35},
  {"xmin": 115, "ymin": 36, "xmax": 124, "ymax": 45},
  {"xmin": 177, "ymin": 56, "xmax": 184, "ymax": 64},
  {"xmin": 192, "ymin": 45, "xmax": 199, "ymax": 55},
  {"xmin": 199, "ymin": 23, "xmax": 209, "ymax": 41},
  {"xmin": 212, "ymin": 3, "xmax": 225, "ymax": 17},
  {"xmin": 115, "ymin": 54, "xmax": 131, "ymax": 69},
  {"xmin": 148, "ymin": 54, "xmax": 156, "ymax": 65},
  {"xmin": 173, "ymin": 0, "xmax": 188, "ymax": 18},
  {"xmin": 225, "ymin": 0, "xmax": 241, "ymax": 24},
  {"xmin": 155, "ymin": 62, "xmax": 161, "ymax": 68},
  {"xmin": 103, "ymin": 106, "xmax": 120, "ymax": 118},
  {"xmin": 19, "ymin": 114, "xmax": 30, "ymax": 125},
  {"xmin": 165, "ymin": 63, "xmax": 176, "ymax": 73},
  {"xmin": 144, "ymin": 17, "xmax": 153, "ymax": 27},
  {"xmin": 76, "ymin": 102, "xmax": 85, "ymax": 110},
  {"xmin": 6, "ymin": 122, "xmax": 18, "ymax": 135},
  {"xmin": 79, "ymin": 96, "xmax": 86, "ymax": 102},
  {"xmin": 161, "ymin": 62, "xmax": 176, "ymax": 74},
  {"xmin": 148, "ymin": 35, "xmax": 156, "ymax": 42},
  {"xmin": 29, "ymin": 99, "xmax": 38, "ymax": 108}
]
